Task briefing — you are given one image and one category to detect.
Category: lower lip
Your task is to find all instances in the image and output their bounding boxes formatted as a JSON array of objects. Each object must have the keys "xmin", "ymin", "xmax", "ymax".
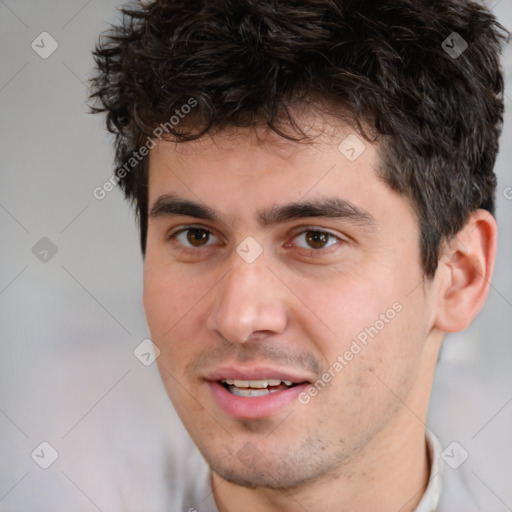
[{"xmin": 208, "ymin": 381, "xmax": 309, "ymax": 420}]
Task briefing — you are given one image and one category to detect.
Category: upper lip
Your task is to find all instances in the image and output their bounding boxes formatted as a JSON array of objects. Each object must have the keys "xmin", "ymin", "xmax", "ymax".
[{"xmin": 204, "ymin": 366, "xmax": 313, "ymax": 384}]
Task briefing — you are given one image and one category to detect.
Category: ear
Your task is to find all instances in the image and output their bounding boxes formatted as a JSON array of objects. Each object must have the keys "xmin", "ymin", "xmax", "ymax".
[{"xmin": 433, "ymin": 209, "xmax": 497, "ymax": 333}]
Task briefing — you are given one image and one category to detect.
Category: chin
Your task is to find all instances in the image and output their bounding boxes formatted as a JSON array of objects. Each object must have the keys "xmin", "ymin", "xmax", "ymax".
[
  {"xmin": 205, "ymin": 437, "xmax": 336, "ymax": 491},
  {"xmin": 211, "ymin": 462, "xmax": 313, "ymax": 490}
]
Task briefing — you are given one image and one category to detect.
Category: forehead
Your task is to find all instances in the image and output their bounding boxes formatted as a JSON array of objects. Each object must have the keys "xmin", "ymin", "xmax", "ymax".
[
  {"xmin": 153, "ymin": 118, "xmax": 380, "ymax": 194},
  {"xmin": 147, "ymin": 122, "xmax": 381, "ymax": 192}
]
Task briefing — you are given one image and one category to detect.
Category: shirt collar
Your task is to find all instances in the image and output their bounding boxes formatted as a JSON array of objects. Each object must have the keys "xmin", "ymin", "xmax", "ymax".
[{"xmin": 413, "ymin": 429, "xmax": 444, "ymax": 512}]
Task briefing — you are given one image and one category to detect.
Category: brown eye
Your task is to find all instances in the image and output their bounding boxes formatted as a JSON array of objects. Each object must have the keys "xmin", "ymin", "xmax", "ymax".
[
  {"xmin": 186, "ymin": 229, "xmax": 210, "ymax": 247},
  {"xmin": 305, "ymin": 231, "xmax": 331, "ymax": 249},
  {"xmin": 293, "ymin": 229, "xmax": 343, "ymax": 253},
  {"xmin": 171, "ymin": 227, "xmax": 219, "ymax": 249}
]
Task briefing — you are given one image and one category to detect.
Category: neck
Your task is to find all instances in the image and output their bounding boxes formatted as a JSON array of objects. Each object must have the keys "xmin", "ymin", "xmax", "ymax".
[{"xmin": 212, "ymin": 422, "xmax": 430, "ymax": 512}]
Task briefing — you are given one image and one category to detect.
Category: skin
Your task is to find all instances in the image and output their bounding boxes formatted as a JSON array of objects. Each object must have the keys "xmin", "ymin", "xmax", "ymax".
[{"xmin": 143, "ymin": 118, "xmax": 496, "ymax": 512}]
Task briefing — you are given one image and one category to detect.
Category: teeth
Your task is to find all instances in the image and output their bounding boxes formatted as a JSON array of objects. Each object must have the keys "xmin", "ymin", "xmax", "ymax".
[
  {"xmin": 220, "ymin": 379, "xmax": 296, "ymax": 390},
  {"xmin": 244, "ymin": 379, "xmax": 268, "ymax": 388},
  {"xmin": 230, "ymin": 387, "xmax": 277, "ymax": 398}
]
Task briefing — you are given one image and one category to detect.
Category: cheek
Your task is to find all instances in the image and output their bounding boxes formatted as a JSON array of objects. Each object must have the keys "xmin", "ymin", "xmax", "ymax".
[
  {"xmin": 144, "ymin": 274, "xmax": 202, "ymax": 406},
  {"xmin": 301, "ymin": 271, "xmax": 426, "ymax": 384},
  {"xmin": 143, "ymin": 264, "xmax": 204, "ymax": 381},
  {"xmin": 143, "ymin": 256, "xmax": 200, "ymax": 336},
  {"xmin": 143, "ymin": 277, "xmax": 176, "ymax": 340},
  {"xmin": 297, "ymin": 275, "xmax": 398, "ymax": 350}
]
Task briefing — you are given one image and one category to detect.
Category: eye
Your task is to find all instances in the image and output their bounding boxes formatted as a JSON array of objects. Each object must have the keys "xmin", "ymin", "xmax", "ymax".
[
  {"xmin": 169, "ymin": 226, "xmax": 221, "ymax": 248},
  {"xmin": 290, "ymin": 229, "xmax": 342, "ymax": 251}
]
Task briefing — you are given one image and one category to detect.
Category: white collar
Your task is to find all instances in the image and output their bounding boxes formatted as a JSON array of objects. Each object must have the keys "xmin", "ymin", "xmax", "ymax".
[{"xmin": 413, "ymin": 430, "xmax": 444, "ymax": 512}]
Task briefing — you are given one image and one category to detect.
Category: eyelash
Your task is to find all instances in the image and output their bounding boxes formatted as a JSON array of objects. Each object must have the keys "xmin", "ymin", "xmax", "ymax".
[{"xmin": 167, "ymin": 224, "xmax": 345, "ymax": 256}]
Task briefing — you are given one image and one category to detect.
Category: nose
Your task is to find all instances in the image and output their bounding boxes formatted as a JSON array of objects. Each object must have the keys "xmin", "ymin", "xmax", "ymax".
[{"xmin": 205, "ymin": 257, "xmax": 289, "ymax": 344}]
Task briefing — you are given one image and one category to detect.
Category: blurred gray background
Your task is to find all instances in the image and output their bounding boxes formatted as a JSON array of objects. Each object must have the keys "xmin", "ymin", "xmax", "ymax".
[{"xmin": 0, "ymin": 1, "xmax": 511, "ymax": 511}]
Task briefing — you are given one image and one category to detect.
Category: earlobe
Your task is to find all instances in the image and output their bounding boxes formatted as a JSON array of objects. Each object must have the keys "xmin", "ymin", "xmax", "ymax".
[{"xmin": 434, "ymin": 210, "xmax": 497, "ymax": 333}]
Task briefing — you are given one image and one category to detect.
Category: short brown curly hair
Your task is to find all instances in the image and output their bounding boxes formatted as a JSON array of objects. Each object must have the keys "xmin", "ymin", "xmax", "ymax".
[{"xmin": 89, "ymin": 0, "xmax": 506, "ymax": 278}]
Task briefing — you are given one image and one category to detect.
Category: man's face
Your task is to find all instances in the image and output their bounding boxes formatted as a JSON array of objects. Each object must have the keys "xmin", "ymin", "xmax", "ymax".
[{"xmin": 143, "ymin": 124, "xmax": 441, "ymax": 488}]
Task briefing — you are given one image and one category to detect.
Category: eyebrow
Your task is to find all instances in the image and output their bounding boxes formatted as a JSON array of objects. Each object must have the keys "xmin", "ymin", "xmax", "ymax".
[{"xmin": 148, "ymin": 193, "xmax": 376, "ymax": 229}]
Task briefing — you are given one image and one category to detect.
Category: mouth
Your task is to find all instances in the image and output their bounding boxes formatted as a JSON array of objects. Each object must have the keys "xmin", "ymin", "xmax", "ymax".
[
  {"xmin": 205, "ymin": 369, "xmax": 312, "ymax": 420},
  {"xmin": 219, "ymin": 378, "xmax": 298, "ymax": 398}
]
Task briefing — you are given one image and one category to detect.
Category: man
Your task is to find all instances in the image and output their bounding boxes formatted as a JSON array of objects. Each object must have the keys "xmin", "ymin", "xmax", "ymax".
[{"xmin": 90, "ymin": 0, "xmax": 506, "ymax": 510}]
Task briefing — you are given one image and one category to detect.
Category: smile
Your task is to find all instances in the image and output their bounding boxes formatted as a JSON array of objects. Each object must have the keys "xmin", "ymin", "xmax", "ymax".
[
  {"xmin": 206, "ymin": 370, "xmax": 311, "ymax": 419},
  {"xmin": 219, "ymin": 378, "xmax": 297, "ymax": 397}
]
